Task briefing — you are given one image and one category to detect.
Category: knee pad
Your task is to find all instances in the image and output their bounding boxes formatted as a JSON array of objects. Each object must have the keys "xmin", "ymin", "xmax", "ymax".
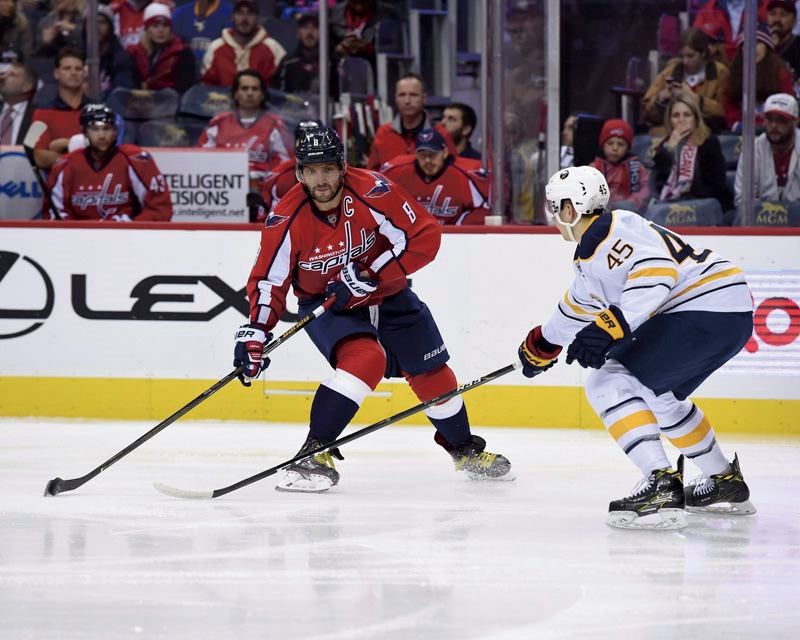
[
  {"xmin": 405, "ymin": 364, "xmax": 458, "ymax": 402},
  {"xmin": 585, "ymin": 360, "xmax": 651, "ymax": 417},
  {"xmin": 333, "ymin": 335, "xmax": 386, "ymax": 391}
]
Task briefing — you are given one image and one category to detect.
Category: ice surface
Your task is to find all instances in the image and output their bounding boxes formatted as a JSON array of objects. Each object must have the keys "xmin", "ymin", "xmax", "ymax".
[{"xmin": 1, "ymin": 419, "xmax": 798, "ymax": 639}]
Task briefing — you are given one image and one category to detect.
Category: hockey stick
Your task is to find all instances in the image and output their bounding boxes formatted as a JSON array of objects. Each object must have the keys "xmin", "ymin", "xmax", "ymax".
[
  {"xmin": 22, "ymin": 121, "xmax": 50, "ymax": 203},
  {"xmin": 43, "ymin": 298, "xmax": 335, "ymax": 497},
  {"xmin": 153, "ymin": 361, "xmax": 522, "ymax": 500}
]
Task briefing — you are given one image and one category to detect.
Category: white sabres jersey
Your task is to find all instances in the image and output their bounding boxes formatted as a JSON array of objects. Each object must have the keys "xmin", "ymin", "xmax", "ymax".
[{"xmin": 542, "ymin": 209, "xmax": 753, "ymax": 348}]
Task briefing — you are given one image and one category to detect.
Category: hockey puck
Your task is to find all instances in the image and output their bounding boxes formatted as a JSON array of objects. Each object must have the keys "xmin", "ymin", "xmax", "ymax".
[{"xmin": 44, "ymin": 477, "xmax": 64, "ymax": 497}]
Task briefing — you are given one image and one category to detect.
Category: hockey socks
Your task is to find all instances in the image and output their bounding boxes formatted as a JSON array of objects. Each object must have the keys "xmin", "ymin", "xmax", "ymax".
[{"xmin": 656, "ymin": 402, "xmax": 729, "ymax": 476}]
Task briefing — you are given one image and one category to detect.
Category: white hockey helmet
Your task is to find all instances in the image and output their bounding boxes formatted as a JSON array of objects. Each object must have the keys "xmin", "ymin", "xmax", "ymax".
[{"xmin": 544, "ymin": 166, "xmax": 609, "ymax": 241}]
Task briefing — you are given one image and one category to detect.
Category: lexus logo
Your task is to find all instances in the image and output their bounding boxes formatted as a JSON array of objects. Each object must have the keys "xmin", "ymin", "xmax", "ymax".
[{"xmin": 0, "ymin": 251, "xmax": 55, "ymax": 339}]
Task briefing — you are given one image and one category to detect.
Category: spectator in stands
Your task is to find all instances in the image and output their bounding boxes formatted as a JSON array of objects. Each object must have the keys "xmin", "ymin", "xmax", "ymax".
[
  {"xmin": 735, "ymin": 92, "xmax": 800, "ymax": 206},
  {"xmin": 130, "ymin": 2, "xmax": 195, "ymax": 93},
  {"xmin": 201, "ymin": 0, "xmax": 286, "ymax": 87},
  {"xmin": 30, "ymin": 47, "xmax": 91, "ymax": 170},
  {"xmin": 379, "ymin": 128, "xmax": 490, "ymax": 225},
  {"xmin": 642, "ymin": 28, "xmax": 729, "ymax": 135},
  {"xmin": 590, "ymin": 119, "xmax": 650, "ymax": 213},
  {"xmin": 49, "ymin": 102, "xmax": 173, "ymax": 220},
  {"xmin": 271, "ymin": 12, "xmax": 319, "ymax": 94},
  {"xmin": 0, "ymin": 0, "xmax": 32, "ymax": 60},
  {"xmin": 0, "ymin": 61, "xmax": 36, "ymax": 145},
  {"xmin": 367, "ymin": 73, "xmax": 455, "ymax": 170},
  {"xmin": 88, "ymin": 4, "xmax": 134, "ymax": 99},
  {"xmin": 768, "ymin": 0, "xmax": 800, "ymax": 79},
  {"xmin": 440, "ymin": 102, "xmax": 480, "ymax": 161},
  {"xmin": 173, "ymin": 0, "xmax": 233, "ymax": 63},
  {"xmin": 35, "ymin": 0, "xmax": 84, "ymax": 57},
  {"xmin": 329, "ymin": 0, "xmax": 400, "ymax": 69},
  {"xmin": 199, "ymin": 69, "xmax": 292, "ymax": 186},
  {"xmin": 650, "ymin": 91, "xmax": 732, "ymax": 211},
  {"xmin": 698, "ymin": 23, "xmax": 730, "ymax": 66},
  {"xmin": 725, "ymin": 24, "xmax": 794, "ymax": 130},
  {"xmin": 692, "ymin": 0, "xmax": 769, "ymax": 61},
  {"xmin": 112, "ymin": 0, "xmax": 152, "ymax": 52}
]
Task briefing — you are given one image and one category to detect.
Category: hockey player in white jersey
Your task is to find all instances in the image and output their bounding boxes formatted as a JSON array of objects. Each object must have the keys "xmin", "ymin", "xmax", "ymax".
[{"xmin": 518, "ymin": 165, "xmax": 756, "ymax": 530}]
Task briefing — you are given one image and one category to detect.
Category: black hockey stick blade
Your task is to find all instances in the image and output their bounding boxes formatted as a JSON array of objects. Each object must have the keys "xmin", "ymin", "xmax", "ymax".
[
  {"xmin": 153, "ymin": 361, "xmax": 522, "ymax": 500},
  {"xmin": 43, "ymin": 299, "xmax": 334, "ymax": 497}
]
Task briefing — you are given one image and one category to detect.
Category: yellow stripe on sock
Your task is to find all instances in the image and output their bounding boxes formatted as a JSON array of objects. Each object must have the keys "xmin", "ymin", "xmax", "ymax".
[
  {"xmin": 608, "ymin": 409, "xmax": 657, "ymax": 441},
  {"xmin": 666, "ymin": 416, "xmax": 713, "ymax": 448}
]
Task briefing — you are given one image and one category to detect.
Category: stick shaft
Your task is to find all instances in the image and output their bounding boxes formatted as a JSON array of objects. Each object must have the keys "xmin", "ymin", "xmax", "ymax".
[
  {"xmin": 49, "ymin": 300, "xmax": 332, "ymax": 494},
  {"xmin": 209, "ymin": 362, "xmax": 520, "ymax": 498}
]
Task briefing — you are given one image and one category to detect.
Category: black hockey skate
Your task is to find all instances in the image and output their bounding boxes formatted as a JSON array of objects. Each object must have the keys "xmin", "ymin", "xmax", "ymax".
[
  {"xmin": 275, "ymin": 437, "xmax": 344, "ymax": 493},
  {"xmin": 435, "ymin": 432, "xmax": 514, "ymax": 481},
  {"xmin": 606, "ymin": 457, "xmax": 686, "ymax": 530},
  {"xmin": 683, "ymin": 453, "xmax": 756, "ymax": 515}
]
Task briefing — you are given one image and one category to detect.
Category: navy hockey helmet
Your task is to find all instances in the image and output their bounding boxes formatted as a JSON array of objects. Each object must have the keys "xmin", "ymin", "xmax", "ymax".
[
  {"xmin": 80, "ymin": 103, "xmax": 117, "ymax": 130},
  {"xmin": 295, "ymin": 126, "xmax": 345, "ymax": 170},
  {"xmin": 294, "ymin": 119, "xmax": 324, "ymax": 142}
]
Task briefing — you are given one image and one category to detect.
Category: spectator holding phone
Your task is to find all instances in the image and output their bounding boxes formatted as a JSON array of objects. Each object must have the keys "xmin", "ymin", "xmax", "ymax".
[{"xmin": 642, "ymin": 28, "xmax": 729, "ymax": 135}]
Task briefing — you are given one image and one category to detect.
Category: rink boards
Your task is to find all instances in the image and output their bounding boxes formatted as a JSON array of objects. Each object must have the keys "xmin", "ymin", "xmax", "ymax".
[{"xmin": 1, "ymin": 223, "xmax": 799, "ymax": 434}]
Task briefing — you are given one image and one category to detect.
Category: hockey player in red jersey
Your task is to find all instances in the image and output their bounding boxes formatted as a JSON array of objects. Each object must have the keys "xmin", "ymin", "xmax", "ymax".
[
  {"xmin": 198, "ymin": 70, "xmax": 293, "ymax": 185},
  {"xmin": 233, "ymin": 126, "xmax": 512, "ymax": 492},
  {"xmin": 379, "ymin": 128, "xmax": 490, "ymax": 225},
  {"xmin": 49, "ymin": 103, "xmax": 173, "ymax": 221}
]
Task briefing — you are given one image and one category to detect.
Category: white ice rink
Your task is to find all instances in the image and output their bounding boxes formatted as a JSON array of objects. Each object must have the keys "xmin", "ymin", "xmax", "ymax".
[{"xmin": 1, "ymin": 419, "xmax": 798, "ymax": 640}]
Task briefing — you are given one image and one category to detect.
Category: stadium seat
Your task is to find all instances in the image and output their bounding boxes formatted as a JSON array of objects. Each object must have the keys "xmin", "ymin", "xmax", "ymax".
[
  {"xmin": 137, "ymin": 119, "xmax": 191, "ymax": 147},
  {"xmin": 734, "ymin": 200, "xmax": 800, "ymax": 226},
  {"xmin": 107, "ymin": 88, "xmax": 179, "ymax": 121},
  {"xmin": 718, "ymin": 133, "xmax": 742, "ymax": 170},
  {"xmin": 179, "ymin": 84, "xmax": 232, "ymax": 119},
  {"xmin": 631, "ymin": 134, "xmax": 657, "ymax": 169},
  {"xmin": 644, "ymin": 199, "xmax": 724, "ymax": 226}
]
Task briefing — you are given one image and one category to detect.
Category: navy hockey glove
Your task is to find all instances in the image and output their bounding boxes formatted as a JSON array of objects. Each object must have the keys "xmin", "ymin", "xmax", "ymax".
[
  {"xmin": 518, "ymin": 325, "xmax": 562, "ymax": 378},
  {"xmin": 326, "ymin": 262, "xmax": 378, "ymax": 311},
  {"xmin": 233, "ymin": 323, "xmax": 273, "ymax": 386},
  {"xmin": 566, "ymin": 305, "xmax": 631, "ymax": 369}
]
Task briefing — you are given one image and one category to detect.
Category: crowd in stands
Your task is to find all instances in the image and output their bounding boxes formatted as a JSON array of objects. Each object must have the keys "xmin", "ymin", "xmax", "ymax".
[{"xmin": 1, "ymin": 0, "xmax": 800, "ymax": 226}]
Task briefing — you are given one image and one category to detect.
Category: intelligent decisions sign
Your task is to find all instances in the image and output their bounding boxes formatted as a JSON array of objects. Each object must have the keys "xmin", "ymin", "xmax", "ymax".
[{"xmin": 150, "ymin": 148, "xmax": 249, "ymax": 223}]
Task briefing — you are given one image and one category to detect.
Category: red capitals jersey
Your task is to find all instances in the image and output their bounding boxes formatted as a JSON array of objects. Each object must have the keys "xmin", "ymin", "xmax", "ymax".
[
  {"xmin": 49, "ymin": 145, "xmax": 173, "ymax": 221},
  {"xmin": 199, "ymin": 110, "xmax": 292, "ymax": 181},
  {"xmin": 112, "ymin": 0, "xmax": 146, "ymax": 51},
  {"xmin": 380, "ymin": 155, "xmax": 490, "ymax": 225},
  {"xmin": 258, "ymin": 158, "xmax": 297, "ymax": 218},
  {"xmin": 247, "ymin": 167, "xmax": 441, "ymax": 330}
]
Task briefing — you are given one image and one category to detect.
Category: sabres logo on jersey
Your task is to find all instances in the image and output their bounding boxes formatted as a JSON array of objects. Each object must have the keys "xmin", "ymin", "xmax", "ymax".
[
  {"xmin": 364, "ymin": 173, "xmax": 391, "ymax": 199},
  {"xmin": 266, "ymin": 212, "xmax": 289, "ymax": 228}
]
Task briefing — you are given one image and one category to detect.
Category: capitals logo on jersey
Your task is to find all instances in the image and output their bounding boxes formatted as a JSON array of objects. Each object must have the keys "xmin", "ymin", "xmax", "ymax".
[
  {"xmin": 418, "ymin": 185, "xmax": 460, "ymax": 219},
  {"xmin": 364, "ymin": 173, "xmax": 391, "ymax": 199},
  {"xmin": 265, "ymin": 212, "xmax": 289, "ymax": 228},
  {"xmin": 298, "ymin": 220, "xmax": 377, "ymax": 275},
  {"xmin": 70, "ymin": 173, "xmax": 129, "ymax": 218}
]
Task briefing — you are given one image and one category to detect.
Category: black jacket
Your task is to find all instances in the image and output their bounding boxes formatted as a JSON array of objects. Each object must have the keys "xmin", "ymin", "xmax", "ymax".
[{"xmin": 651, "ymin": 133, "xmax": 733, "ymax": 211}]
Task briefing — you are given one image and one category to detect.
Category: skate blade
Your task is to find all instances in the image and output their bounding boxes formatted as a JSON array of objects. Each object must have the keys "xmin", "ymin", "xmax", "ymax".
[
  {"xmin": 274, "ymin": 470, "xmax": 335, "ymax": 494},
  {"xmin": 686, "ymin": 500, "xmax": 756, "ymax": 515},
  {"xmin": 606, "ymin": 508, "xmax": 687, "ymax": 531},
  {"xmin": 465, "ymin": 470, "xmax": 516, "ymax": 482}
]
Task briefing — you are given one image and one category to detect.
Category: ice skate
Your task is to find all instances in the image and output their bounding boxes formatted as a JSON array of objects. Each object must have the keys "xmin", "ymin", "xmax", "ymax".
[
  {"xmin": 606, "ymin": 458, "xmax": 686, "ymax": 530},
  {"xmin": 435, "ymin": 432, "xmax": 514, "ymax": 481},
  {"xmin": 683, "ymin": 453, "xmax": 756, "ymax": 515},
  {"xmin": 275, "ymin": 437, "xmax": 343, "ymax": 493}
]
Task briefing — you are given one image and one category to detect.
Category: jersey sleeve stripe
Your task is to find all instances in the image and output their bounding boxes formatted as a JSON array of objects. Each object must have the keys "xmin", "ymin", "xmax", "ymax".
[
  {"xmin": 629, "ymin": 267, "xmax": 678, "ymax": 281},
  {"xmin": 254, "ymin": 228, "xmax": 292, "ymax": 325},
  {"xmin": 630, "ymin": 256, "xmax": 675, "ymax": 268},
  {"xmin": 699, "ymin": 259, "xmax": 730, "ymax": 275},
  {"xmin": 623, "ymin": 282, "xmax": 673, "ymax": 293},
  {"xmin": 367, "ymin": 207, "xmax": 409, "ymax": 274},
  {"xmin": 668, "ymin": 267, "xmax": 743, "ymax": 301},
  {"xmin": 562, "ymin": 292, "xmax": 597, "ymax": 317},
  {"xmin": 658, "ymin": 281, "xmax": 750, "ymax": 313},
  {"xmin": 557, "ymin": 302, "xmax": 591, "ymax": 324}
]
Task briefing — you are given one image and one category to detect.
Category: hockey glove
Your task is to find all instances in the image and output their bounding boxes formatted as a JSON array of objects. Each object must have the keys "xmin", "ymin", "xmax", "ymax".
[
  {"xmin": 566, "ymin": 305, "xmax": 631, "ymax": 369},
  {"xmin": 233, "ymin": 323, "xmax": 273, "ymax": 386},
  {"xmin": 518, "ymin": 325, "xmax": 562, "ymax": 378},
  {"xmin": 325, "ymin": 262, "xmax": 378, "ymax": 311}
]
